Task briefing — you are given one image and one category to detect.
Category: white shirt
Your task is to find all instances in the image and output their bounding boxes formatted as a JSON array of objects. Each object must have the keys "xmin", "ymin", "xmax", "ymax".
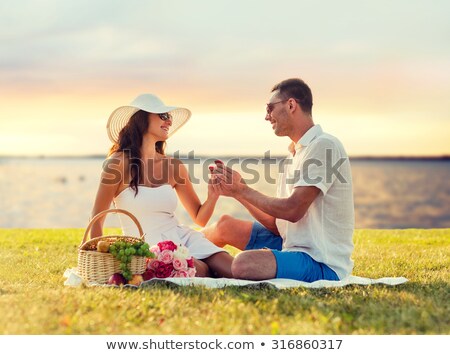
[{"xmin": 275, "ymin": 125, "xmax": 355, "ymax": 279}]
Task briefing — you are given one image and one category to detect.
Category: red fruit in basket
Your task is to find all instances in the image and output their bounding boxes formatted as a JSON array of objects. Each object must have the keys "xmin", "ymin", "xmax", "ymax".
[
  {"xmin": 142, "ymin": 269, "xmax": 155, "ymax": 281},
  {"xmin": 107, "ymin": 273, "xmax": 126, "ymax": 286}
]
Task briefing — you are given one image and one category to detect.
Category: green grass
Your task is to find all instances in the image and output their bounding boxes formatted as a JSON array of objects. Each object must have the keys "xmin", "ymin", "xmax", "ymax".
[{"xmin": 0, "ymin": 228, "xmax": 448, "ymax": 335}]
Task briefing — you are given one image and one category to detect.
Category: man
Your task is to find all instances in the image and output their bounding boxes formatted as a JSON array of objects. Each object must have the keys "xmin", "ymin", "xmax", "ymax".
[{"xmin": 205, "ymin": 78, "xmax": 354, "ymax": 282}]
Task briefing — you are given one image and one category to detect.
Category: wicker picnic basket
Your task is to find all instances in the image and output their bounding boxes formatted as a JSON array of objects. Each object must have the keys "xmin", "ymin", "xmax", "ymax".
[{"xmin": 78, "ymin": 208, "xmax": 147, "ymax": 284}]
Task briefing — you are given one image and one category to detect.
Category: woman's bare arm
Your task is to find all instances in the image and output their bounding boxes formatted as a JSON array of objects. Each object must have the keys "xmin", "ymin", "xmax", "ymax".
[
  {"xmin": 90, "ymin": 153, "xmax": 124, "ymax": 237},
  {"xmin": 173, "ymin": 159, "xmax": 218, "ymax": 227}
]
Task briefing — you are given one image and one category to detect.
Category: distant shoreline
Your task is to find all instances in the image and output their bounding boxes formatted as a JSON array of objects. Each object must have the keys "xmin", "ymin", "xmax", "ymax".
[{"xmin": 1, "ymin": 155, "xmax": 449, "ymax": 161}]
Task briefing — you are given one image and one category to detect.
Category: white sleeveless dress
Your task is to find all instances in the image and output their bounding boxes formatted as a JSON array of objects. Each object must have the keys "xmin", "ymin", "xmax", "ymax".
[{"xmin": 113, "ymin": 185, "xmax": 225, "ymax": 260}]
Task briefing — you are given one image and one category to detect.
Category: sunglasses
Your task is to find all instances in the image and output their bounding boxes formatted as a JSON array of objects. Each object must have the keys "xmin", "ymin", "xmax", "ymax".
[
  {"xmin": 158, "ymin": 112, "xmax": 172, "ymax": 121},
  {"xmin": 266, "ymin": 100, "xmax": 288, "ymax": 115}
]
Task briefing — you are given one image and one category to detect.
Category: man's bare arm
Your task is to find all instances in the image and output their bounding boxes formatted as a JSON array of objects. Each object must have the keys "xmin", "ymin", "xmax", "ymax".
[{"xmin": 215, "ymin": 163, "xmax": 320, "ymax": 223}]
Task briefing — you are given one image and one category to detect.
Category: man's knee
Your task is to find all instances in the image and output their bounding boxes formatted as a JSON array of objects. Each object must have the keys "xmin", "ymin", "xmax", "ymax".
[
  {"xmin": 206, "ymin": 215, "xmax": 253, "ymax": 250},
  {"xmin": 231, "ymin": 252, "xmax": 254, "ymax": 279},
  {"xmin": 204, "ymin": 215, "xmax": 233, "ymax": 247},
  {"xmin": 231, "ymin": 250, "xmax": 277, "ymax": 280},
  {"xmin": 216, "ymin": 214, "xmax": 234, "ymax": 233}
]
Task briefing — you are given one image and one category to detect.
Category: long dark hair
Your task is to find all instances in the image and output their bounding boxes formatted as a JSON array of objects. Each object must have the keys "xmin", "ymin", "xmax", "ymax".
[{"xmin": 108, "ymin": 110, "xmax": 166, "ymax": 195}]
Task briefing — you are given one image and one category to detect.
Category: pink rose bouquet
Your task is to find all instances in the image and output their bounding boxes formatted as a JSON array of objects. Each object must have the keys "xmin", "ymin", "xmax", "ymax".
[{"xmin": 143, "ymin": 241, "xmax": 196, "ymax": 280}]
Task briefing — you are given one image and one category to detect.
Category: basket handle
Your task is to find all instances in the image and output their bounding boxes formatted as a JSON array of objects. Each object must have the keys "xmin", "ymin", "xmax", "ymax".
[{"xmin": 82, "ymin": 208, "xmax": 145, "ymax": 245}]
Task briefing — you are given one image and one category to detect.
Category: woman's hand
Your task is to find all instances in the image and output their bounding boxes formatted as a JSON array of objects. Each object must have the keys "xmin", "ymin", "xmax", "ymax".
[{"xmin": 207, "ymin": 166, "xmax": 221, "ymax": 200}]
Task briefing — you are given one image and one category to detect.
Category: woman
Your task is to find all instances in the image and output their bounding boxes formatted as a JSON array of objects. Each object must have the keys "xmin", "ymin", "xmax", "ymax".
[{"xmin": 90, "ymin": 93, "xmax": 233, "ymax": 278}]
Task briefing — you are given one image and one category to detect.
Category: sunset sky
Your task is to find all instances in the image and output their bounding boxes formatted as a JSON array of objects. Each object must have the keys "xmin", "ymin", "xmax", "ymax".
[{"xmin": 1, "ymin": 0, "xmax": 449, "ymax": 157}]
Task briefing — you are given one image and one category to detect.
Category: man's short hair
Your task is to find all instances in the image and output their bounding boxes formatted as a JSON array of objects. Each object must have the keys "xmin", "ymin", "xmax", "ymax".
[{"xmin": 271, "ymin": 78, "xmax": 313, "ymax": 114}]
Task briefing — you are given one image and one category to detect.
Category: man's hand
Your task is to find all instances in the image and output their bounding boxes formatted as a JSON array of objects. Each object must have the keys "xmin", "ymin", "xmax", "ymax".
[{"xmin": 213, "ymin": 160, "xmax": 247, "ymax": 197}]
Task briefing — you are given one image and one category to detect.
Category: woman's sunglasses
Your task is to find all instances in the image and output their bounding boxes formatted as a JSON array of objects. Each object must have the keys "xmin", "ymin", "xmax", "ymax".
[{"xmin": 158, "ymin": 112, "xmax": 172, "ymax": 121}]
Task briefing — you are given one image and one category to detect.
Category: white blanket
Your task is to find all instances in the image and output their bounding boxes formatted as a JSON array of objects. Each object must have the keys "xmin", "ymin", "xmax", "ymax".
[{"xmin": 63, "ymin": 268, "xmax": 407, "ymax": 289}]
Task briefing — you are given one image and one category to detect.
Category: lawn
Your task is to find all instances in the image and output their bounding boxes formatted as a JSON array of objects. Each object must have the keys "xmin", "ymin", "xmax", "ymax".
[{"xmin": 0, "ymin": 228, "xmax": 448, "ymax": 335}]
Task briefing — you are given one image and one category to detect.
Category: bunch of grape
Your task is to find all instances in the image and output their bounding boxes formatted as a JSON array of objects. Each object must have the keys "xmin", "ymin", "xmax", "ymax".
[{"xmin": 109, "ymin": 240, "xmax": 153, "ymax": 280}]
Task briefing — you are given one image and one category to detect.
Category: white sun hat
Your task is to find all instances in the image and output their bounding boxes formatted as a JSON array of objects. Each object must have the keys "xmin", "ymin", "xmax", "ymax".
[{"xmin": 106, "ymin": 94, "xmax": 191, "ymax": 143}]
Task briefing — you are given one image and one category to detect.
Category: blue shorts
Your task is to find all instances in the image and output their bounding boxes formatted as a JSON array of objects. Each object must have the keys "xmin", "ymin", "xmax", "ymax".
[{"xmin": 245, "ymin": 222, "xmax": 339, "ymax": 282}]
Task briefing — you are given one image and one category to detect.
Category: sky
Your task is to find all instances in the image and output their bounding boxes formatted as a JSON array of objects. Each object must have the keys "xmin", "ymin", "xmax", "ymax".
[{"xmin": 0, "ymin": 0, "xmax": 449, "ymax": 157}]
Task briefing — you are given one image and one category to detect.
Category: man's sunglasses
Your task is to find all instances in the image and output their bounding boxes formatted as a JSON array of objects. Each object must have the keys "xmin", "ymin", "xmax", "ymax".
[
  {"xmin": 158, "ymin": 112, "xmax": 172, "ymax": 121},
  {"xmin": 266, "ymin": 100, "xmax": 288, "ymax": 115},
  {"xmin": 266, "ymin": 98, "xmax": 301, "ymax": 115}
]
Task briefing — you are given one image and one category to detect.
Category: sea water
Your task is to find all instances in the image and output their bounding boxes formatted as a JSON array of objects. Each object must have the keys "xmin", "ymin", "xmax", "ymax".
[{"xmin": 0, "ymin": 157, "xmax": 449, "ymax": 229}]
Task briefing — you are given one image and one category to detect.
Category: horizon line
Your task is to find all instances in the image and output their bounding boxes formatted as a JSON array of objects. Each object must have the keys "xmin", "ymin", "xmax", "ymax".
[{"xmin": 1, "ymin": 154, "xmax": 450, "ymax": 161}]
